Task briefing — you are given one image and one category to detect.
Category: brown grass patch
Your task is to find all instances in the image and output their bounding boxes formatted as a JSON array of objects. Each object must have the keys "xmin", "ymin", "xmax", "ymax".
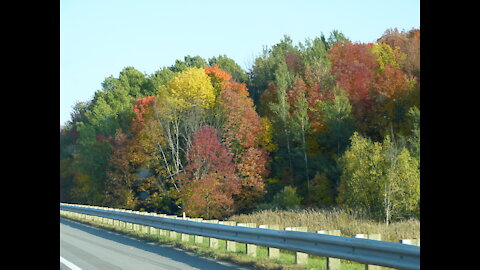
[{"xmin": 228, "ymin": 208, "xmax": 419, "ymax": 242}]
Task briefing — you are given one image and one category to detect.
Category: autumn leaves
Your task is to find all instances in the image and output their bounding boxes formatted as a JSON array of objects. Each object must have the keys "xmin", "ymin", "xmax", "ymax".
[{"xmin": 128, "ymin": 66, "xmax": 271, "ymax": 218}]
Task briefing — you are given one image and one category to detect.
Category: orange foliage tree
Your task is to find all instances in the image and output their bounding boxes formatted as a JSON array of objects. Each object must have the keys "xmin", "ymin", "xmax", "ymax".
[
  {"xmin": 132, "ymin": 96, "xmax": 156, "ymax": 132},
  {"xmin": 205, "ymin": 64, "xmax": 232, "ymax": 97},
  {"xmin": 218, "ymin": 79, "xmax": 270, "ymax": 212}
]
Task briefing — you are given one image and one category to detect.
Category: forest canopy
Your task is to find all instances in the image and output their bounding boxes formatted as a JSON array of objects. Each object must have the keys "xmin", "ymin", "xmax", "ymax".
[{"xmin": 60, "ymin": 28, "xmax": 420, "ymax": 223}]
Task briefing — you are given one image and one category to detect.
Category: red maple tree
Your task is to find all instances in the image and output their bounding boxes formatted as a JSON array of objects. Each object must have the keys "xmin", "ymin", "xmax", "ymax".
[{"xmin": 178, "ymin": 126, "xmax": 240, "ymax": 218}]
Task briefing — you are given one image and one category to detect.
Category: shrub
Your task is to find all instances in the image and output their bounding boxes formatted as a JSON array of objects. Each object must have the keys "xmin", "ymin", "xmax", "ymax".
[{"xmin": 270, "ymin": 186, "xmax": 303, "ymax": 210}]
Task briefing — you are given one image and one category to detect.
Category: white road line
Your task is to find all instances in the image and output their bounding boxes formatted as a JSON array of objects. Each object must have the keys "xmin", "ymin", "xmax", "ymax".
[{"xmin": 60, "ymin": 256, "xmax": 82, "ymax": 270}]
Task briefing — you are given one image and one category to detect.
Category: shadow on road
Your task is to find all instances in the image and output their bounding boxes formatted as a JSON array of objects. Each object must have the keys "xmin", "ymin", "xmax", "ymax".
[{"xmin": 60, "ymin": 217, "xmax": 252, "ymax": 270}]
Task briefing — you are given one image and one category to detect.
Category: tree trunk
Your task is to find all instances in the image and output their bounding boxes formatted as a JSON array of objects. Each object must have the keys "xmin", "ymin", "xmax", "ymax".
[{"xmin": 302, "ymin": 128, "xmax": 310, "ymax": 196}]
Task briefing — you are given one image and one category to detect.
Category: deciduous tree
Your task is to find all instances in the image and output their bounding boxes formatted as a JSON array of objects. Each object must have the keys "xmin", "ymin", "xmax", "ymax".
[
  {"xmin": 167, "ymin": 67, "xmax": 216, "ymax": 110},
  {"xmin": 327, "ymin": 41, "xmax": 377, "ymax": 134},
  {"xmin": 218, "ymin": 76, "xmax": 271, "ymax": 212},
  {"xmin": 103, "ymin": 129, "xmax": 137, "ymax": 209},
  {"xmin": 338, "ymin": 132, "xmax": 419, "ymax": 223},
  {"xmin": 178, "ymin": 126, "xmax": 240, "ymax": 218}
]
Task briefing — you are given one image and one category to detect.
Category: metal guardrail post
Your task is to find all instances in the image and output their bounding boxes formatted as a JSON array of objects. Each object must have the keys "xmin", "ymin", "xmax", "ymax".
[
  {"xmin": 222, "ymin": 221, "xmax": 238, "ymax": 252},
  {"xmin": 238, "ymin": 223, "xmax": 257, "ymax": 257},
  {"xmin": 286, "ymin": 227, "xmax": 308, "ymax": 264},
  {"xmin": 318, "ymin": 230, "xmax": 342, "ymax": 270},
  {"xmin": 260, "ymin": 224, "xmax": 280, "ymax": 259},
  {"xmin": 203, "ymin": 220, "xmax": 219, "ymax": 249},
  {"xmin": 355, "ymin": 233, "xmax": 382, "ymax": 270}
]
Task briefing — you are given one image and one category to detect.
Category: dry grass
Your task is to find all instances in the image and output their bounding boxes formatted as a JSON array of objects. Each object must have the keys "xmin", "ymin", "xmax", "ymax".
[{"xmin": 228, "ymin": 208, "xmax": 419, "ymax": 243}]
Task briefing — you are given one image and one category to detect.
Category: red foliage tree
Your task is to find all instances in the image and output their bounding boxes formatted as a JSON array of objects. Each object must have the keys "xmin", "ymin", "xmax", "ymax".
[
  {"xmin": 179, "ymin": 126, "xmax": 240, "ymax": 218},
  {"xmin": 327, "ymin": 41, "xmax": 378, "ymax": 133},
  {"xmin": 328, "ymin": 41, "xmax": 377, "ymax": 104}
]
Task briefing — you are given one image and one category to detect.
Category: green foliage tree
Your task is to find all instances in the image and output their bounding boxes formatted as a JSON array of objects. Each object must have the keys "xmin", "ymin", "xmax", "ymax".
[
  {"xmin": 249, "ymin": 35, "xmax": 298, "ymax": 106},
  {"xmin": 67, "ymin": 67, "xmax": 151, "ymax": 205},
  {"xmin": 338, "ymin": 132, "xmax": 419, "ymax": 223},
  {"xmin": 308, "ymin": 87, "xmax": 356, "ymax": 200},
  {"xmin": 288, "ymin": 78, "xmax": 311, "ymax": 194},
  {"xmin": 148, "ymin": 67, "xmax": 176, "ymax": 92},
  {"xmin": 299, "ymin": 36, "xmax": 333, "ymax": 88},
  {"xmin": 208, "ymin": 55, "xmax": 248, "ymax": 83},
  {"xmin": 382, "ymin": 137, "xmax": 420, "ymax": 223},
  {"xmin": 60, "ymin": 123, "xmax": 80, "ymax": 202},
  {"xmin": 169, "ymin": 55, "xmax": 208, "ymax": 72},
  {"xmin": 268, "ymin": 61, "xmax": 294, "ymax": 178},
  {"xmin": 315, "ymin": 87, "xmax": 355, "ymax": 158},
  {"xmin": 118, "ymin": 67, "xmax": 152, "ymax": 97},
  {"xmin": 321, "ymin": 30, "xmax": 350, "ymax": 50},
  {"xmin": 309, "ymin": 172, "xmax": 335, "ymax": 207},
  {"xmin": 406, "ymin": 106, "xmax": 420, "ymax": 161}
]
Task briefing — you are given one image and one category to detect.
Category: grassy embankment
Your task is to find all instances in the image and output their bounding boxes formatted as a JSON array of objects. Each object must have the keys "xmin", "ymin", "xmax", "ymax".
[{"xmin": 60, "ymin": 208, "xmax": 419, "ymax": 270}]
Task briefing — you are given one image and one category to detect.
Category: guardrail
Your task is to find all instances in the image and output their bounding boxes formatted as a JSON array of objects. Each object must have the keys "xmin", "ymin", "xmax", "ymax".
[{"xmin": 60, "ymin": 203, "xmax": 420, "ymax": 270}]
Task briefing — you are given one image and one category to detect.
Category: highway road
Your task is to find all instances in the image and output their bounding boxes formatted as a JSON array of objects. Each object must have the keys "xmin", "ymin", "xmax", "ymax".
[{"xmin": 60, "ymin": 218, "xmax": 253, "ymax": 270}]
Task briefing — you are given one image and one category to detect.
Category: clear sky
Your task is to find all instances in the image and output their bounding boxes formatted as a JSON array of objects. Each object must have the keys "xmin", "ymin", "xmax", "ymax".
[{"xmin": 60, "ymin": 0, "xmax": 420, "ymax": 125}]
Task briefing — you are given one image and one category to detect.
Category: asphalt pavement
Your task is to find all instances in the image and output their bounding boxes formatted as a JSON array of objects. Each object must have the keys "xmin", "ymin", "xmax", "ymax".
[{"xmin": 60, "ymin": 217, "xmax": 253, "ymax": 270}]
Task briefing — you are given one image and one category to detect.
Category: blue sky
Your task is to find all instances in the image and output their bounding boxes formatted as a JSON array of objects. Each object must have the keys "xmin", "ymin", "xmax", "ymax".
[{"xmin": 60, "ymin": 0, "xmax": 420, "ymax": 125}]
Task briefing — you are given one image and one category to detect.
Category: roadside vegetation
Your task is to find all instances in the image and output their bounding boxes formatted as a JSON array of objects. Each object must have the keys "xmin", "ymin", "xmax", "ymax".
[{"xmin": 229, "ymin": 208, "xmax": 419, "ymax": 243}]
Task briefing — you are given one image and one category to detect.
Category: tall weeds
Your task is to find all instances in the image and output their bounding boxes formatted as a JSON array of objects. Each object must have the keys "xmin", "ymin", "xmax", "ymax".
[{"xmin": 228, "ymin": 208, "xmax": 419, "ymax": 242}]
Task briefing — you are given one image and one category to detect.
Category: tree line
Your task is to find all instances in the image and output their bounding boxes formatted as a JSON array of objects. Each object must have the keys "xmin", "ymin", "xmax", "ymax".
[{"xmin": 60, "ymin": 28, "xmax": 420, "ymax": 224}]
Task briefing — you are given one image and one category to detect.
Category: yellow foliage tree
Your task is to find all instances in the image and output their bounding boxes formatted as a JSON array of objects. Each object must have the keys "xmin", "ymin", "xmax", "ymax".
[
  {"xmin": 371, "ymin": 43, "xmax": 406, "ymax": 72},
  {"xmin": 167, "ymin": 67, "xmax": 216, "ymax": 109}
]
